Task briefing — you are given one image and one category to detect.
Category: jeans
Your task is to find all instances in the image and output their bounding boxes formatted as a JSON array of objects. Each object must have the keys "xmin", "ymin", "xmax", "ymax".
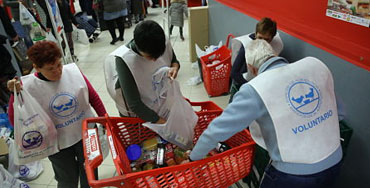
[{"xmin": 260, "ymin": 161, "xmax": 342, "ymax": 188}]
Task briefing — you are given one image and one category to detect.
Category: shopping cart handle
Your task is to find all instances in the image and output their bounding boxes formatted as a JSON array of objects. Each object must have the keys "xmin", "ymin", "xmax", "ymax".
[
  {"xmin": 82, "ymin": 117, "xmax": 107, "ymax": 185},
  {"xmin": 226, "ymin": 34, "xmax": 235, "ymax": 49}
]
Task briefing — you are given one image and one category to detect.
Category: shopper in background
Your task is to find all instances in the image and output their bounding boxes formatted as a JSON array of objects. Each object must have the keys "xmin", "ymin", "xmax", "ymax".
[
  {"xmin": 190, "ymin": 39, "xmax": 344, "ymax": 188},
  {"xmin": 111, "ymin": 20, "xmax": 180, "ymax": 124},
  {"xmin": 7, "ymin": 41, "xmax": 106, "ymax": 188},
  {"xmin": 0, "ymin": 6, "xmax": 19, "ymax": 111},
  {"xmin": 131, "ymin": 0, "xmax": 144, "ymax": 24},
  {"xmin": 229, "ymin": 17, "xmax": 283, "ymax": 102},
  {"xmin": 169, "ymin": 0, "xmax": 188, "ymax": 41},
  {"xmin": 57, "ymin": 0, "xmax": 79, "ymax": 60},
  {"xmin": 102, "ymin": 0, "xmax": 127, "ymax": 44}
]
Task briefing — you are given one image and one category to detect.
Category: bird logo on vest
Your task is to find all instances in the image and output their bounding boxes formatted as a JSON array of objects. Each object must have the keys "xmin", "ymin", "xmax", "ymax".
[
  {"xmin": 287, "ymin": 80, "xmax": 321, "ymax": 117},
  {"xmin": 50, "ymin": 93, "xmax": 78, "ymax": 118}
]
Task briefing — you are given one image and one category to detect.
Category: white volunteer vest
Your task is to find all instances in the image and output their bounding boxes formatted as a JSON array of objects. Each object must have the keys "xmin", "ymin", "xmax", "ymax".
[
  {"xmin": 104, "ymin": 45, "xmax": 134, "ymax": 116},
  {"xmin": 104, "ymin": 40, "xmax": 173, "ymax": 116},
  {"xmin": 21, "ymin": 63, "xmax": 95, "ymax": 149},
  {"xmin": 233, "ymin": 32, "xmax": 283, "ymax": 80},
  {"xmin": 248, "ymin": 57, "xmax": 340, "ymax": 164}
]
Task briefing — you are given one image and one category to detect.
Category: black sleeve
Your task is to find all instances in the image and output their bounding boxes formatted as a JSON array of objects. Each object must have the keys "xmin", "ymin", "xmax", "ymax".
[
  {"xmin": 230, "ymin": 46, "xmax": 247, "ymax": 86},
  {"xmin": 0, "ymin": 6, "xmax": 17, "ymax": 38},
  {"xmin": 115, "ymin": 57, "xmax": 160, "ymax": 122}
]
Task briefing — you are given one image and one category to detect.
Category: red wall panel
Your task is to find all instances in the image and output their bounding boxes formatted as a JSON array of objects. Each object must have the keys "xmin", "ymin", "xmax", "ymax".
[{"xmin": 215, "ymin": 0, "xmax": 370, "ymax": 71}]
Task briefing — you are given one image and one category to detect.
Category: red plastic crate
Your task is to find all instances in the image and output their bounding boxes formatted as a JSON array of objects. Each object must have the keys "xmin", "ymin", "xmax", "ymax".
[
  {"xmin": 200, "ymin": 34, "xmax": 234, "ymax": 97},
  {"xmin": 82, "ymin": 100, "xmax": 255, "ymax": 188}
]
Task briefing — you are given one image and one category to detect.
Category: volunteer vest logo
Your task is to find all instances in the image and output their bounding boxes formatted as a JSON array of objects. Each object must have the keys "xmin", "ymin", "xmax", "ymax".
[
  {"xmin": 20, "ymin": 183, "xmax": 30, "ymax": 188},
  {"xmin": 22, "ymin": 131, "xmax": 43, "ymax": 149},
  {"xmin": 287, "ymin": 80, "xmax": 321, "ymax": 117},
  {"xmin": 19, "ymin": 165, "xmax": 30, "ymax": 177},
  {"xmin": 49, "ymin": 93, "xmax": 78, "ymax": 118}
]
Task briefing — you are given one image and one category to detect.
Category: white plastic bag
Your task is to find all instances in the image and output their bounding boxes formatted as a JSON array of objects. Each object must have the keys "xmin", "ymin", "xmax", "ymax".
[
  {"xmin": 19, "ymin": 3, "xmax": 35, "ymax": 25},
  {"xmin": 72, "ymin": 25, "xmax": 89, "ymax": 45},
  {"xmin": 6, "ymin": 139, "xmax": 43, "ymax": 181},
  {"xmin": 13, "ymin": 87, "xmax": 59, "ymax": 165},
  {"xmin": 143, "ymin": 67, "xmax": 198, "ymax": 150},
  {"xmin": 0, "ymin": 164, "xmax": 30, "ymax": 188},
  {"xmin": 195, "ymin": 41, "xmax": 223, "ymax": 58}
]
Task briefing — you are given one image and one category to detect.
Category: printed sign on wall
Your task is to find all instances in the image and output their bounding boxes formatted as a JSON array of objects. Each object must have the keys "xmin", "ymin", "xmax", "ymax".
[{"xmin": 326, "ymin": 0, "xmax": 370, "ymax": 27}]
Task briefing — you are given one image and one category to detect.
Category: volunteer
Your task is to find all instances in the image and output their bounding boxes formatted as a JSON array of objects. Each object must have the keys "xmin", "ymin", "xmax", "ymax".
[
  {"xmin": 7, "ymin": 41, "xmax": 106, "ymax": 188},
  {"xmin": 105, "ymin": 20, "xmax": 180, "ymax": 124},
  {"xmin": 230, "ymin": 17, "xmax": 283, "ymax": 102},
  {"xmin": 190, "ymin": 39, "xmax": 344, "ymax": 188}
]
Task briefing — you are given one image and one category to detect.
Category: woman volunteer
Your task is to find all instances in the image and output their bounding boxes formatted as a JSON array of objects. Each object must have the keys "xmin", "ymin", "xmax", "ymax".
[{"xmin": 7, "ymin": 41, "xmax": 106, "ymax": 188}]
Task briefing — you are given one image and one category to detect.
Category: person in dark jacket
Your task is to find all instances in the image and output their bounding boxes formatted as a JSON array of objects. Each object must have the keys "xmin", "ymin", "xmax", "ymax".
[
  {"xmin": 0, "ymin": 6, "xmax": 18, "ymax": 110},
  {"xmin": 57, "ymin": 0, "xmax": 79, "ymax": 60},
  {"xmin": 102, "ymin": 0, "xmax": 127, "ymax": 45},
  {"xmin": 131, "ymin": 0, "xmax": 144, "ymax": 24}
]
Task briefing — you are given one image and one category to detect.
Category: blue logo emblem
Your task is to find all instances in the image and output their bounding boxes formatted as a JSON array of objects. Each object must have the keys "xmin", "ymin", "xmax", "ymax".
[
  {"xmin": 22, "ymin": 131, "xmax": 43, "ymax": 149},
  {"xmin": 19, "ymin": 165, "xmax": 30, "ymax": 177},
  {"xmin": 49, "ymin": 93, "xmax": 78, "ymax": 118},
  {"xmin": 20, "ymin": 183, "xmax": 30, "ymax": 188},
  {"xmin": 287, "ymin": 80, "xmax": 321, "ymax": 117}
]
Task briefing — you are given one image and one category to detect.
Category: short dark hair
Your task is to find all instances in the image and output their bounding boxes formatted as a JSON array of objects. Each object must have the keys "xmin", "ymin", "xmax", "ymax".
[
  {"xmin": 27, "ymin": 41, "xmax": 62, "ymax": 68},
  {"xmin": 255, "ymin": 17, "xmax": 277, "ymax": 38},
  {"xmin": 134, "ymin": 20, "xmax": 166, "ymax": 59}
]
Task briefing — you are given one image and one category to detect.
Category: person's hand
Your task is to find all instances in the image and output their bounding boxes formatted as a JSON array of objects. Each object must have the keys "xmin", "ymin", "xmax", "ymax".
[
  {"xmin": 155, "ymin": 117, "xmax": 166, "ymax": 124},
  {"xmin": 7, "ymin": 78, "xmax": 22, "ymax": 93},
  {"xmin": 168, "ymin": 64, "xmax": 179, "ymax": 80}
]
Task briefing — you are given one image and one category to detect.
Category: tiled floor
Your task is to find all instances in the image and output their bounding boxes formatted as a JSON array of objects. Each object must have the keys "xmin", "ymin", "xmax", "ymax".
[{"xmin": 26, "ymin": 5, "xmax": 249, "ymax": 188}]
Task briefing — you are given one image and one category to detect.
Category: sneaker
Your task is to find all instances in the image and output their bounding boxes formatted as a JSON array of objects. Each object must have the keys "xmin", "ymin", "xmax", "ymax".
[{"xmin": 118, "ymin": 36, "xmax": 124, "ymax": 41}]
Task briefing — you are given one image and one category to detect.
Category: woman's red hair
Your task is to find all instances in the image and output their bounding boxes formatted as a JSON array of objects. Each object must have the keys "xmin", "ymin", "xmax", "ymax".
[{"xmin": 27, "ymin": 41, "xmax": 62, "ymax": 68}]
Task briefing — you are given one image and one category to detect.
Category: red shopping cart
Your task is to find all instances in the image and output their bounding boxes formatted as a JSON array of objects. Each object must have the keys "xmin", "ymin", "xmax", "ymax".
[
  {"xmin": 82, "ymin": 100, "xmax": 255, "ymax": 188},
  {"xmin": 200, "ymin": 34, "xmax": 235, "ymax": 97}
]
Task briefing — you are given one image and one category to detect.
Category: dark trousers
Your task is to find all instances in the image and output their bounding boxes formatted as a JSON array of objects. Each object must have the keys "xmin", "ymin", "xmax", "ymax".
[
  {"xmin": 105, "ymin": 16, "xmax": 125, "ymax": 40},
  {"xmin": 169, "ymin": 25, "xmax": 183, "ymax": 37},
  {"xmin": 48, "ymin": 140, "xmax": 97, "ymax": 188},
  {"xmin": 260, "ymin": 161, "xmax": 342, "ymax": 188}
]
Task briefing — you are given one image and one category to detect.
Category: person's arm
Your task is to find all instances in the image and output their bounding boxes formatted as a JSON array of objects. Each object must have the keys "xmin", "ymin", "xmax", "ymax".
[
  {"xmin": 183, "ymin": 4, "xmax": 188, "ymax": 18},
  {"xmin": 115, "ymin": 57, "xmax": 160, "ymax": 122},
  {"xmin": 8, "ymin": 94, "xmax": 15, "ymax": 126},
  {"xmin": 169, "ymin": 49, "xmax": 180, "ymax": 79},
  {"xmin": 190, "ymin": 84, "xmax": 265, "ymax": 161},
  {"xmin": 230, "ymin": 46, "xmax": 248, "ymax": 86},
  {"xmin": 81, "ymin": 73, "xmax": 107, "ymax": 117},
  {"xmin": 0, "ymin": 6, "xmax": 17, "ymax": 39}
]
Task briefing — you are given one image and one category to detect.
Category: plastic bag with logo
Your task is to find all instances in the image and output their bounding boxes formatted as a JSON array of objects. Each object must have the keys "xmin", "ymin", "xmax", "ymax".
[
  {"xmin": 0, "ymin": 164, "xmax": 30, "ymax": 188},
  {"xmin": 143, "ymin": 67, "xmax": 198, "ymax": 150},
  {"xmin": 13, "ymin": 86, "xmax": 59, "ymax": 165},
  {"xmin": 19, "ymin": 3, "xmax": 36, "ymax": 25},
  {"xmin": 6, "ymin": 138, "xmax": 43, "ymax": 181}
]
